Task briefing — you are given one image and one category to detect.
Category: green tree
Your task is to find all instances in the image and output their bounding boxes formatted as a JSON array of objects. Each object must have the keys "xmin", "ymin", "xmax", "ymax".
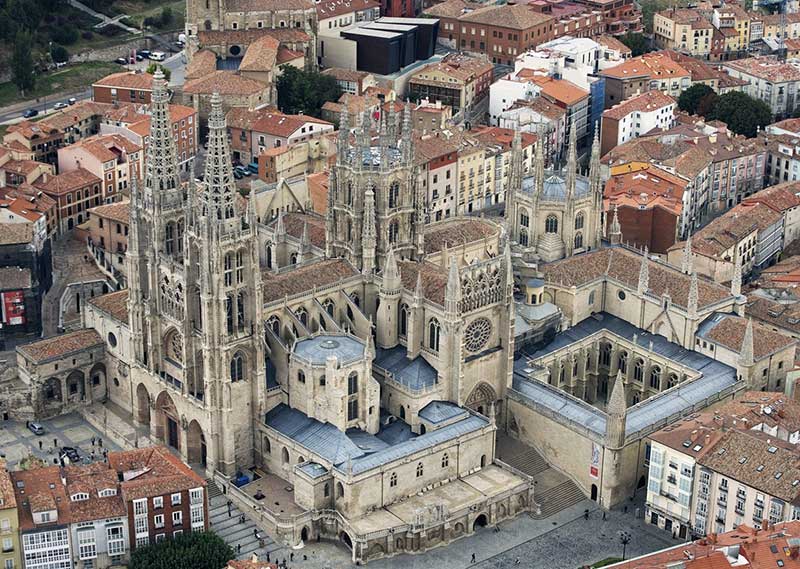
[
  {"xmin": 706, "ymin": 91, "xmax": 773, "ymax": 137},
  {"xmin": 146, "ymin": 63, "xmax": 171, "ymax": 81},
  {"xmin": 11, "ymin": 29, "xmax": 35, "ymax": 95},
  {"xmin": 129, "ymin": 531, "xmax": 233, "ymax": 569},
  {"xmin": 677, "ymin": 84, "xmax": 717, "ymax": 116},
  {"xmin": 276, "ymin": 65, "xmax": 341, "ymax": 118},
  {"xmin": 619, "ymin": 33, "xmax": 651, "ymax": 57},
  {"xmin": 160, "ymin": 6, "xmax": 174, "ymax": 26},
  {"xmin": 50, "ymin": 44, "xmax": 69, "ymax": 63},
  {"xmin": 51, "ymin": 23, "xmax": 79, "ymax": 45}
]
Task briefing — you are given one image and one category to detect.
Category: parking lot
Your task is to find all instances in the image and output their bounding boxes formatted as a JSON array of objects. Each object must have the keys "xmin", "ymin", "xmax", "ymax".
[{"xmin": 0, "ymin": 412, "xmax": 121, "ymax": 469}]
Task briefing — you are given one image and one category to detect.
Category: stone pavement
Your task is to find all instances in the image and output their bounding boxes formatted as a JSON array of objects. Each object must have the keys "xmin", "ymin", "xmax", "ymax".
[{"xmin": 0, "ymin": 412, "xmax": 121, "ymax": 469}]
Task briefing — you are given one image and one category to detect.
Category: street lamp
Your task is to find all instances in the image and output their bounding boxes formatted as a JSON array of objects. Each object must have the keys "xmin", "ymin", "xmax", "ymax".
[{"xmin": 619, "ymin": 531, "xmax": 632, "ymax": 560}]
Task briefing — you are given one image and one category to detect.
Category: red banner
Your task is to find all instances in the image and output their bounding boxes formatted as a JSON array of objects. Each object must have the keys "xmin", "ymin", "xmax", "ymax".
[{"xmin": 1, "ymin": 291, "xmax": 26, "ymax": 326}]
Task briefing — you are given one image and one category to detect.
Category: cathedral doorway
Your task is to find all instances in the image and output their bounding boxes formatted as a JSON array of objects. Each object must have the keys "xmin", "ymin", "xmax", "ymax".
[
  {"xmin": 340, "ymin": 532, "xmax": 353, "ymax": 550},
  {"xmin": 301, "ymin": 527, "xmax": 309, "ymax": 542},
  {"xmin": 187, "ymin": 420, "xmax": 206, "ymax": 466},
  {"xmin": 591, "ymin": 484, "xmax": 598, "ymax": 501},
  {"xmin": 136, "ymin": 383, "xmax": 151, "ymax": 426},
  {"xmin": 155, "ymin": 391, "xmax": 180, "ymax": 451},
  {"xmin": 465, "ymin": 382, "xmax": 496, "ymax": 415},
  {"xmin": 65, "ymin": 370, "xmax": 86, "ymax": 402},
  {"xmin": 472, "ymin": 514, "xmax": 488, "ymax": 531}
]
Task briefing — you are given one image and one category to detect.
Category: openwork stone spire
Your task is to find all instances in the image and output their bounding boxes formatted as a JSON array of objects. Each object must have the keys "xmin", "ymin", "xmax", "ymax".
[
  {"xmin": 200, "ymin": 92, "xmax": 240, "ymax": 230},
  {"xmin": 143, "ymin": 69, "xmax": 181, "ymax": 204},
  {"xmin": 505, "ymin": 129, "xmax": 523, "ymax": 235},
  {"xmin": 361, "ymin": 187, "xmax": 377, "ymax": 275},
  {"xmin": 565, "ymin": 119, "xmax": 578, "ymax": 201},
  {"xmin": 534, "ymin": 124, "xmax": 545, "ymax": 201},
  {"xmin": 382, "ymin": 247, "xmax": 400, "ymax": 286},
  {"xmin": 605, "ymin": 370, "xmax": 627, "ymax": 448},
  {"xmin": 445, "ymin": 256, "xmax": 461, "ymax": 316}
]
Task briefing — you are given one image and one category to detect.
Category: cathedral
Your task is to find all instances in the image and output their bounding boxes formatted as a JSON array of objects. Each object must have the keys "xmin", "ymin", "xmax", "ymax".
[{"xmin": 19, "ymin": 71, "xmax": 533, "ymax": 563}]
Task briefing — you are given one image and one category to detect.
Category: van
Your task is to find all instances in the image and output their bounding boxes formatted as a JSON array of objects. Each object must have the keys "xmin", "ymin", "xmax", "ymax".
[{"xmin": 149, "ymin": 51, "xmax": 166, "ymax": 62}]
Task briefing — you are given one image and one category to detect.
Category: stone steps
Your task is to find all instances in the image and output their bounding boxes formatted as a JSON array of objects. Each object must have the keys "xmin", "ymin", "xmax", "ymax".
[{"xmin": 531, "ymin": 480, "xmax": 586, "ymax": 519}]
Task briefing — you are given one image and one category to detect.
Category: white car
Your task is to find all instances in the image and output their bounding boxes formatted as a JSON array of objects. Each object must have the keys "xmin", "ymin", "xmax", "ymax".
[
  {"xmin": 149, "ymin": 51, "xmax": 166, "ymax": 62},
  {"xmin": 53, "ymin": 102, "xmax": 68, "ymax": 110}
]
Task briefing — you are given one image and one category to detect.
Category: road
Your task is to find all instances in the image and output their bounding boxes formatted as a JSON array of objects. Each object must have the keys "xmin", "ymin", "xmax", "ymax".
[{"xmin": 67, "ymin": 0, "xmax": 140, "ymax": 34}]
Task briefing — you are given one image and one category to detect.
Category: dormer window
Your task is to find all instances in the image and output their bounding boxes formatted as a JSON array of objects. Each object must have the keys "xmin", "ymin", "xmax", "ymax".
[
  {"xmin": 71, "ymin": 492, "xmax": 89, "ymax": 501},
  {"xmin": 99, "ymin": 488, "xmax": 117, "ymax": 497}
]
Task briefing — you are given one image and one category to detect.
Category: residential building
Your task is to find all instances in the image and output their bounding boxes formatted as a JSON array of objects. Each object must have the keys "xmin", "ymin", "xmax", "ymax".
[
  {"xmin": 603, "ymin": 163, "xmax": 686, "ymax": 253},
  {"xmin": 408, "ymin": 53, "xmax": 494, "ymax": 114},
  {"xmin": 182, "ymin": 72, "xmax": 272, "ymax": 122},
  {"xmin": 600, "ymin": 51, "xmax": 692, "ymax": 108},
  {"xmin": 571, "ymin": 0, "xmax": 642, "ymax": 36},
  {"xmin": 320, "ymin": 68, "xmax": 377, "ymax": 95},
  {"xmin": 35, "ymin": 168, "xmax": 104, "ymax": 233},
  {"xmin": 226, "ymin": 108, "xmax": 334, "ymax": 165},
  {"xmin": 653, "ymin": 8, "xmax": 714, "ymax": 58},
  {"xmin": 764, "ymin": 118, "xmax": 800, "ymax": 185},
  {"xmin": 0, "ymin": 153, "xmax": 53, "ymax": 189},
  {"xmin": 600, "ymin": 90, "xmax": 676, "ymax": 157},
  {"xmin": 85, "ymin": 201, "xmax": 131, "ymax": 286},
  {"xmin": 57, "ymin": 134, "xmax": 143, "ymax": 204},
  {"xmin": 469, "ymin": 126, "xmax": 536, "ymax": 214},
  {"xmin": 497, "ymin": 97, "xmax": 567, "ymax": 165},
  {"xmin": 596, "ymin": 34, "xmax": 632, "ymax": 65},
  {"xmin": 3, "ymin": 121, "xmax": 63, "ymax": 166},
  {"xmin": 0, "ymin": 462, "xmax": 21, "ymax": 569},
  {"xmin": 0, "ymin": 186, "xmax": 57, "ymax": 238},
  {"xmin": 92, "ymin": 71, "xmax": 155, "ymax": 105},
  {"xmin": 409, "ymin": 98, "xmax": 453, "ymax": 133},
  {"xmin": 722, "ymin": 56, "xmax": 800, "ymax": 117}
]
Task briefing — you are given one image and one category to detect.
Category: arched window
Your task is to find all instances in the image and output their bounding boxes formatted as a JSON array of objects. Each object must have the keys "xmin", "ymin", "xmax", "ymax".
[
  {"xmin": 324, "ymin": 483, "xmax": 330, "ymax": 497},
  {"xmin": 230, "ymin": 352, "xmax": 246, "ymax": 382},
  {"xmin": 572, "ymin": 358, "xmax": 578, "ymax": 376},
  {"xmin": 668, "ymin": 373, "xmax": 679, "ymax": 388},
  {"xmin": 575, "ymin": 212, "xmax": 585, "ymax": 230},
  {"xmin": 319, "ymin": 375, "xmax": 326, "ymax": 386},
  {"xmin": 224, "ymin": 253, "xmax": 233, "ymax": 286},
  {"xmin": 600, "ymin": 343, "xmax": 612, "ymax": 366},
  {"xmin": 266, "ymin": 245, "xmax": 273, "ymax": 269},
  {"xmin": 519, "ymin": 228, "xmax": 529, "ymax": 247},
  {"xmin": 416, "ymin": 462, "xmax": 424, "ymax": 477},
  {"xmin": 298, "ymin": 370, "xmax": 305, "ymax": 384},
  {"xmin": 574, "ymin": 232, "xmax": 583, "ymax": 250},
  {"xmin": 176, "ymin": 220, "xmax": 184, "ymax": 254},
  {"xmin": 520, "ymin": 210, "xmax": 529, "ymax": 228},
  {"xmin": 267, "ymin": 316, "xmax": 280, "ymax": 336},
  {"xmin": 649, "ymin": 366, "xmax": 661, "ymax": 390},
  {"xmin": 389, "ymin": 181, "xmax": 400, "ymax": 208},
  {"xmin": 337, "ymin": 482, "xmax": 344, "ymax": 498},
  {"xmin": 290, "ymin": 253, "xmax": 298, "ymax": 265},
  {"xmin": 237, "ymin": 292, "xmax": 246, "ymax": 331},
  {"xmin": 236, "ymin": 250, "xmax": 245, "ymax": 283},
  {"xmin": 559, "ymin": 362, "xmax": 566, "ymax": 383},
  {"xmin": 346, "ymin": 182, "xmax": 353, "ymax": 205},
  {"xmin": 263, "ymin": 438, "xmax": 271, "ymax": 454},
  {"xmin": 390, "ymin": 472, "xmax": 397, "ymax": 487},
  {"xmin": 441, "ymin": 453, "xmax": 449, "ymax": 468},
  {"xmin": 589, "ymin": 290, "xmax": 595, "ymax": 305},
  {"xmin": 428, "ymin": 319, "xmax": 441, "ymax": 352},
  {"xmin": 295, "ymin": 307, "xmax": 308, "ymax": 327},
  {"xmin": 347, "ymin": 219, "xmax": 352, "ymax": 241},
  {"xmin": 225, "ymin": 295, "xmax": 234, "ymax": 334},
  {"xmin": 389, "ymin": 220, "xmax": 399, "ymax": 244},
  {"xmin": 165, "ymin": 222, "xmax": 175, "ymax": 254},
  {"xmin": 282, "ymin": 447, "xmax": 289, "ymax": 464},
  {"xmin": 399, "ymin": 304, "xmax": 409, "ymax": 337},
  {"xmin": 348, "ymin": 372, "xmax": 358, "ymax": 395},
  {"xmin": 322, "ymin": 299, "xmax": 335, "ymax": 317},
  {"xmin": 633, "ymin": 359, "xmax": 644, "ymax": 382},
  {"xmin": 545, "ymin": 215, "xmax": 558, "ymax": 233},
  {"xmin": 618, "ymin": 351, "xmax": 628, "ymax": 374}
]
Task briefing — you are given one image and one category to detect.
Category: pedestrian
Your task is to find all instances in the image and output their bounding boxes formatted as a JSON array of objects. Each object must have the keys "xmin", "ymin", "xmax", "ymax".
[
  {"xmin": 290, "ymin": 552, "xmax": 294, "ymax": 562},
  {"xmin": 624, "ymin": 505, "xmax": 628, "ymax": 514},
  {"xmin": 253, "ymin": 528, "xmax": 258, "ymax": 538},
  {"xmin": 53, "ymin": 438, "xmax": 58, "ymax": 448},
  {"xmin": 303, "ymin": 555, "xmax": 307, "ymax": 561},
  {"xmin": 584, "ymin": 509, "xmax": 589, "ymax": 520},
  {"xmin": 471, "ymin": 553, "xmax": 476, "ymax": 563},
  {"xmin": 91, "ymin": 436, "xmax": 95, "ymax": 446},
  {"xmin": 602, "ymin": 511, "xmax": 607, "ymax": 521},
  {"xmin": 266, "ymin": 552, "xmax": 270, "ymax": 563},
  {"xmin": 38, "ymin": 440, "xmax": 43, "ymax": 450},
  {"xmin": 514, "ymin": 558, "xmax": 521, "ymax": 565},
  {"xmin": 227, "ymin": 500, "xmax": 232, "ymax": 517},
  {"xmin": 281, "ymin": 558, "xmax": 286, "ymax": 567},
  {"xmin": 98, "ymin": 437, "xmax": 103, "ymax": 447},
  {"xmin": 237, "ymin": 543, "xmax": 241, "ymax": 554}
]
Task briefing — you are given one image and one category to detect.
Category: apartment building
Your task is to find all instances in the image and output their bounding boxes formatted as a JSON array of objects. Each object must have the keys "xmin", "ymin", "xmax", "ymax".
[
  {"xmin": 408, "ymin": 53, "xmax": 494, "ymax": 114},
  {"xmin": 92, "ymin": 71, "xmax": 154, "ymax": 105},
  {"xmin": 470, "ymin": 126, "xmax": 535, "ymax": 213},
  {"xmin": 0, "ymin": 463, "xmax": 20, "ymax": 569},
  {"xmin": 600, "ymin": 51, "xmax": 691, "ymax": 108},
  {"xmin": 85, "ymin": 201, "xmax": 131, "ymax": 284},
  {"xmin": 57, "ymin": 134, "xmax": 143, "ymax": 203},
  {"xmin": 497, "ymin": 97, "xmax": 567, "ymax": 165},
  {"xmin": 653, "ymin": 8, "xmax": 714, "ymax": 58},
  {"xmin": 3, "ymin": 121, "xmax": 63, "ymax": 166},
  {"xmin": 723, "ymin": 56, "xmax": 800, "ymax": 117},
  {"xmin": 572, "ymin": 0, "xmax": 641, "ymax": 36},
  {"xmin": 320, "ymin": 68, "xmax": 377, "ymax": 96},
  {"xmin": 34, "ymin": 168, "xmax": 103, "ymax": 233},
  {"xmin": 600, "ymin": 90, "xmax": 676, "ymax": 156}
]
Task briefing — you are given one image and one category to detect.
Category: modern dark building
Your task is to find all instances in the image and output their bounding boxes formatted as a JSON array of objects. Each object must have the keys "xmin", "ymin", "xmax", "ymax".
[
  {"xmin": 376, "ymin": 17, "xmax": 439, "ymax": 57},
  {"xmin": 339, "ymin": 17, "xmax": 439, "ymax": 75}
]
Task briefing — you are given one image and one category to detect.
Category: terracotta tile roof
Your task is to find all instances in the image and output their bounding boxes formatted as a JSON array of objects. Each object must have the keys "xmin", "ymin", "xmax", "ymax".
[
  {"xmin": 199, "ymin": 28, "xmax": 311, "ymax": 46},
  {"xmin": 469, "ymin": 126, "xmax": 537, "ymax": 151},
  {"xmin": 262, "ymin": 258, "xmax": 358, "ymax": 303},
  {"xmin": 410, "ymin": 53, "xmax": 493, "ymax": 84},
  {"xmin": 109, "ymin": 446, "xmax": 206, "ymax": 502},
  {"xmin": 35, "ymin": 168, "xmax": 101, "ymax": 195},
  {"xmin": 277, "ymin": 47, "xmax": 304, "ymax": 64},
  {"xmin": 271, "ymin": 212, "xmax": 326, "ymax": 248},
  {"xmin": 69, "ymin": 134, "xmax": 141, "ymax": 163},
  {"xmin": 5, "ymin": 120, "xmax": 60, "ymax": 140},
  {"xmin": 700, "ymin": 313, "xmax": 796, "ymax": 359},
  {"xmin": 317, "ymin": 0, "xmax": 379, "ymax": 18},
  {"xmin": 539, "ymin": 77, "xmax": 589, "ymax": 106},
  {"xmin": 17, "ymin": 329, "xmax": 103, "ymax": 363},
  {"xmin": 0, "ymin": 222, "xmax": 33, "ymax": 245},
  {"xmin": 0, "ymin": 267, "xmax": 31, "ymax": 289},
  {"xmin": 93, "ymin": 71, "xmax": 155, "ymax": 91},
  {"xmin": 724, "ymin": 56, "xmax": 800, "ymax": 83},
  {"xmin": 460, "ymin": 2, "xmax": 554, "ymax": 28},
  {"xmin": 771, "ymin": 117, "xmax": 800, "ymax": 135},
  {"xmin": 604, "ymin": 136, "xmax": 712, "ymax": 180},
  {"xmin": 603, "ymin": 90, "xmax": 675, "ymax": 120},
  {"xmin": 601, "ymin": 51, "xmax": 690, "ymax": 80},
  {"xmin": 184, "ymin": 71, "xmax": 269, "ymax": 96},
  {"xmin": 90, "ymin": 201, "xmax": 130, "ymax": 225},
  {"xmin": 306, "ymin": 171, "xmax": 329, "ymax": 215},
  {"xmin": 227, "ymin": 108, "xmax": 332, "ymax": 138},
  {"xmin": 397, "ymin": 260, "xmax": 448, "ymax": 304},
  {"xmin": 0, "ymin": 185, "xmax": 56, "ymax": 219},
  {"xmin": 63, "ymin": 463, "xmax": 126, "ymax": 522},
  {"xmin": 2, "ymin": 159, "xmax": 49, "ymax": 177},
  {"xmin": 542, "ymin": 247, "xmax": 732, "ymax": 309},
  {"xmin": 604, "ymin": 165, "xmax": 686, "ymax": 216},
  {"xmin": 424, "ymin": 0, "xmax": 471, "ymax": 18},
  {"xmin": 322, "ymin": 68, "xmax": 371, "ymax": 83},
  {"xmin": 0, "ymin": 196, "xmax": 44, "ymax": 222},
  {"xmin": 240, "ymin": 35, "xmax": 279, "ymax": 72},
  {"xmin": 0, "ymin": 463, "xmax": 16, "ymax": 511},
  {"xmin": 742, "ymin": 181, "xmax": 800, "ymax": 213},
  {"xmin": 12, "ymin": 466, "xmax": 71, "ymax": 531},
  {"xmin": 662, "ymin": 50, "xmax": 718, "ymax": 81},
  {"xmin": 509, "ymin": 96, "xmax": 567, "ymax": 120},
  {"xmin": 88, "ymin": 290, "xmax": 129, "ymax": 324},
  {"xmin": 186, "ymin": 49, "xmax": 218, "ymax": 81},
  {"xmin": 423, "ymin": 218, "xmax": 498, "ymax": 254},
  {"xmin": 44, "ymin": 101, "xmax": 111, "ymax": 131},
  {"xmin": 746, "ymin": 296, "xmax": 800, "ymax": 336}
]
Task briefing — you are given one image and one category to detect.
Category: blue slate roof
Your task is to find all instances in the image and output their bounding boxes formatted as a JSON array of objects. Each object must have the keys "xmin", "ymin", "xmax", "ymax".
[
  {"xmin": 521, "ymin": 172, "xmax": 591, "ymax": 202},
  {"xmin": 294, "ymin": 334, "xmax": 365, "ymax": 365},
  {"xmin": 512, "ymin": 312, "xmax": 739, "ymax": 437},
  {"xmin": 419, "ymin": 400, "xmax": 468, "ymax": 424},
  {"xmin": 374, "ymin": 346, "xmax": 438, "ymax": 391},
  {"xmin": 297, "ymin": 462, "xmax": 328, "ymax": 479}
]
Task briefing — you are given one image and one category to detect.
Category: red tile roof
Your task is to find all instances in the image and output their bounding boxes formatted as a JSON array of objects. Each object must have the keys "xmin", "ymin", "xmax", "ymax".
[
  {"xmin": 109, "ymin": 446, "xmax": 206, "ymax": 502},
  {"xmin": 88, "ymin": 290, "xmax": 129, "ymax": 324},
  {"xmin": 17, "ymin": 329, "xmax": 103, "ymax": 363},
  {"xmin": 93, "ymin": 71, "xmax": 155, "ymax": 91},
  {"xmin": 603, "ymin": 90, "xmax": 675, "ymax": 120},
  {"xmin": 35, "ymin": 168, "xmax": 101, "ymax": 195}
]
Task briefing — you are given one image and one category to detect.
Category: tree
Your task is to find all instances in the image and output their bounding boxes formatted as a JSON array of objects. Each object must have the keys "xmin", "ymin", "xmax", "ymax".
[
  {"xmin": 129, "ymin": 531, "xmax": 233, "ymax": 569},
  {"xmin": 619, "ymin": 33, "xmax": 651, "ymax": 57},
  {"xmin": 160, "ymin": 6, "xmax": 174, "ymax": 26},
  {"xmin": 146, "ymin": 63, "xmax": 171, "ymax": 81},
  {"xmin": 706, "ymin": 91, "xmax": 773, "ymax": 138},
  {"xmin": 51, "ymin": 23, "xmax": 79, "ymax": 45},
  {"xmin": 677, "ymin": 84, "xmax": 717, "ymax": 116},
  {"xmin": 276, "ymin": 65, "xmax": 341, "ymax": 118},
  {"xmin": 50, "ymin": 44, "xmax": 69, "ymax": 64},
  {"xmin": 11, "ymin": 29, "xmax": 35, "ymax": 95}
]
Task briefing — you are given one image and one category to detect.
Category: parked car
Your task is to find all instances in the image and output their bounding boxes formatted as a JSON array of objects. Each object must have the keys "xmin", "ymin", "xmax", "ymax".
[
  {"xmin": 247, "ymin": 162, "xmax": 259, "ymax": 174},
  {"xmin": 233, "ymin": 169, "xmax": 244, "ymax": 180},
  {"xmin": 53, "ymin": 102, "xmax": 68, "ymax": 110},
  {"xmin": 149, "ymin": 51, "xmax": 166, "ymax": 62},
  {"xmin": 68, "ymin": 97, "xmax": 77, "ymax": 105},
  {"xmin": 114, "ymin": 57, "xmax": 128, "ymax": 65},
  {"xmin": 61, "ymin": 446, "xmax": 80, "ymax": 462},
  {"xmin": 135, "ymin": 54, "xmax": 144, "ymax": 61},
  {"xmin": 234, "ymin": 165, "xmax": 250, "ymax": 177},
  {"xmin": 138, "ymin": 49, "xmax": 151, "ymax": 58},
  {"xmin": 22, "ymin": 109, "xmax": 39, "ymax": 118},
  {"xmin": 28, "ymin": 422, "xmax": 45, "ymax": 435}
]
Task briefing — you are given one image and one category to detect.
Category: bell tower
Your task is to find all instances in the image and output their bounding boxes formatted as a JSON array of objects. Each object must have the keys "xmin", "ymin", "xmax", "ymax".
[{"xmin": 187, "ymin": 0, "xmax": 226, "ymax": 36}]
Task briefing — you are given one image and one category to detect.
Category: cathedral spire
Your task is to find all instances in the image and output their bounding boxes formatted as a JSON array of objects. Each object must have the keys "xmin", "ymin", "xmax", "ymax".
[
  {"xmin": 298, "ymin": 220, "xmax": 311, "ymax": 262},
  {"xmin": 445, "ymin": 256, "xmax": 461, "ymax": 316},
  {"xmin": 637, "ymin": 247, "xmax": 649, "ymax": 295},
  {"xmin": 589, "ymin": 123, "xmax": 602, "ymax": 198},
  {"xmin": 505, "ymin": 129, "xmax": 523, "ymax": 238},
  {"xmin": 565, "ymin": 119, "xmax": 578, "ymax": 201},
  {"xmin": 609, "ymin": 204, "xmax": 622, "ymax": 244},
  {"xmin": 606, "ymin": 370, "xmax": 627, "ymax": 449},
  {"xmin": 740, "ymin": 317, "xmax": 754, "ymax": 368},
  {"xmin": 680, "ymin": 232, "xmax": 693, "ymax": 274},
  {"xmin": 143, "ymin": 68, "xmax": 181, "ymax": 205},
  {"xmin": 337, "ymin": 102, "xmax": 350, "ymax": 157},
  {"xmin": 413, "ymin": 270, "xmax": 423, "ymax": 306},
  {"xmin": 200, "ymin": 92, "xmax": 240, "ymax": 232},
  {"xmin": 534, "ymin": 124, "xmax": 545, "ymax": 202},
  {"xmin": 382, "ymin": 246, "xmax": 400, "ymax": 286},
  {"xmin": 731, "ymin": 251, "xmax": 742, "ymax": 297},
  {"xmin": 402, "ymin": 101, "xmax": 413, "ymax": 164},
  {"xmin": 275, "ymin": 209, "xmax": 286, "ymax": 240},
  {"xmin": 688, "ymin": 271, "xmax": 699, "ymax": 318},
  {"xmin": 362, "ymin": 187, "xmax": 377, "ymax": 275}
]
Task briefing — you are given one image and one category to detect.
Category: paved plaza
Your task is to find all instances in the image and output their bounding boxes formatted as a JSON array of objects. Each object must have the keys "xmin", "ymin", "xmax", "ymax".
[{"xmin": 0, "ymin": 412, "xmax": 121, "ymax": 469}]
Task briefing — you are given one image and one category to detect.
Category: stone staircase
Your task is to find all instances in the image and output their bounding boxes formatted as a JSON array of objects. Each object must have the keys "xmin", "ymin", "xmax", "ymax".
[
  {"xmin": 207, "ymin": 480, "xmax": 284, "ymax": 561},
  {"xmin": 496, "ymin": 434, "xmax": 586, "ymax": 519}
]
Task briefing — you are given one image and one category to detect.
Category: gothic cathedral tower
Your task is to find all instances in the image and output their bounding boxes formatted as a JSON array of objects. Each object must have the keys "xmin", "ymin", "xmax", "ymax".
[
  {"xmin": 186, "ymin": 0, "xmax": 226, "ymax": 35},
  {"xmin": 326, "ymin": 105, "xmax": 423, "ymax": 272}
]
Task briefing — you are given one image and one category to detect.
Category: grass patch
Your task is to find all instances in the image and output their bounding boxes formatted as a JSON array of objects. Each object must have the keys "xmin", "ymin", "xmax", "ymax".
[
  {"xmin": 0, "ymin": 62, "xmax": 119, "ymax": 108},
  {"xmin": 115, "ymin": 0, "xmax": 185, "ymax": 30},
  {"xmin": 590, "ymin": 557, "xmax": 623, "ymax": 568}
]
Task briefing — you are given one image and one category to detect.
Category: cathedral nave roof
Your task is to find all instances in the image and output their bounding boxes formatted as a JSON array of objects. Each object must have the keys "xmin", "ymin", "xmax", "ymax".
[
  {"xmin": 397, "ymin": 260, "xmax": 448, "ymax": 304},
  {"xmin": 262, "ymin": 258, "xmax": 358, "ymax": 303},
  {"xmin": 267, "ymin": 212, "xmax": 326, "ymax": 248},
  {"xmin": 423, "ymin": 218, "xmax": 498, "ymax": 254}
]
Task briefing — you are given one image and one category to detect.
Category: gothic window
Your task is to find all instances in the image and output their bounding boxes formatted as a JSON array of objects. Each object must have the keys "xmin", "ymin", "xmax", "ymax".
[
  {"xmin": 442, "ymin": 453, "xmax": 449, "ymax": 468},
  {"xmin": 290, "ymin": 253, "xmax": 298, "ymax": 265},
  {"xmin": 559, "ymin": 362, "xmax": 565, "ymax": 383},
  {"xmin": 575, "ymin": 212, "xmax": 585, "ymax": 230},
  {"xmin": 589, "ymin": 290, "xmax": 595, "ymax": 305},
  {"xmin": 236, "ymin": 250, "xmax": 245, "ymax": 283},
  {"xmin": 519, "ymin": 228, "xmax": 529, "ymax": 247},
  {"xmin": 264, "ymin": 438, "xmax": 271, "ymax": 454},
  {"xmin": 574, "ymin": 232, "xmax": 583, "ymax": 250},
  {"xmin": 164, "ymin": 329, "xmax": 183, "ymax": 364},
  {"xmin": 389, "ymin": 181, "xmax": 400, "ymax": 208},
  {"xmin": 632, "ymin": 392, "xmax": 641, "ymax": 405},
  {"xmin": 165, "ymin": 223, "xmax": 175, "ymax": 254},
  {"xmin": 230, "ymin": 352, "xmax": 245, "ymax": 382},
  {"xmin": 347, "ymin": 399, "xmax": 358, "ymax": 421},
  {"xmin": 347, "ymin": 305, "xmax": 354, "ymax": 321},
  {"xmin": 347, "ymin": 219, "xmax": 352, "ymax": 241},
  {"xmin": 298, "ymin": 370, "xmax": 305, "ymax": 383},
  {"xmin": 337, "ymin": 482, "xmax": 344, "ymax": 498},
  {"xmin": 618, "ymin": 351, "xmax": 628, "ymax": 374},
  {"xmin": 282, "ymin": 447, "xmax": 289, "ymax": 464},
  {"xmin": 390, "ymin": 472, "xmax": 397, "ymax": 487},
  {"xmin": 295, "ymin": 307, "xmax": 308, "ymax": 328},
  {"xmin": 668, "ymin": 373, "xmax": 679, "ymax": 388},
  {"xmin": 464, "ymin": 318, "xmax": 491, "ymax": 352},
  {"xmin": 266, "ymin": 245, "xmax": 273, "ymax": 269},
  {"xmin": 267, "ymin": 316, "xmax": 280, "ymax": 336},
  {"xmin": 319, "ymin": 375, "xmax": 326, "ymax": 386},
  {"xmin": 348, "ymin": 372, "xmax": 358, "ymax": 395},
  {"xmin": 346, "ymin": 182, "xmax": 353, "ymax": 206},
  {"xmin": 176, "ymin": 220, "xmax": 184, "ymax": 254},
  {"xmin": 323, "ymin": 299, "xmax": 335, "ymax": 317},
  {"xmin": 350, "ymin": 292, "xmax": 360, "ymax": 307},
  {"xmin": 225, "ymin": 296, "xmax": 233, "ymax": 334},
  {"xmin": 416, "ymin": 462, "xmax": 424, "ymax": 477},
  {"xmin": 399, "ymin": 304, "xmax": 409, "ymax": 337},
  {"xmin": 545, "ymin": 215, "xmax": 558, "ymax": 234},
  {"xmin": 237, "ymin": 293, "xmax": 246, "ymax": 331},
  {"xmin": 520, "ymin": 210, "xmax": 529, "ymax": 228},
  {"xmin": 585, "ymin": 351, "xmax": 591, "ymax": 373},
  {"xmin": 633, "ymin": 359, "xmax": 644, "ymax": 382},
  {"xmin": 324, "ymin": 483, "xmax": 330, "ymax": 497},
  {"xmin": 428, "ymin": 318, "xmax": 441, "ymax": 352},
  {"xmin": 649, "ymin": 366, "xmax": 661, "ymax": 390},
  {"xmin": 224, "ymin": 253, "xmax": 233, "ymax": 286},
  {"xmin": 572, "ymin": 358, "xmax": 578, "ymax": 376},
  {"xmin": 389, "ymin": 220, "xmax": 399, "ymax": 244},
  {"xmin": 600, "ymin": 343, "xmax": 611, "ymax": 366}
]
